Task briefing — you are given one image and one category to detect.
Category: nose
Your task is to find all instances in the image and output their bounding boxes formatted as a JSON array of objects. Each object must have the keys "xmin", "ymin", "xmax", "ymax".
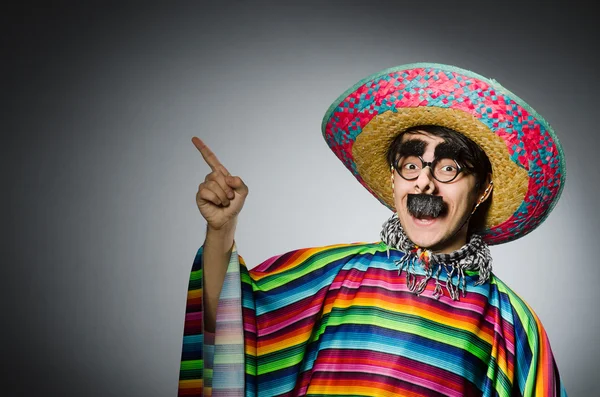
[{"xmin": 414, "ymin": 166, "xmax": 436, "ymax": 194}]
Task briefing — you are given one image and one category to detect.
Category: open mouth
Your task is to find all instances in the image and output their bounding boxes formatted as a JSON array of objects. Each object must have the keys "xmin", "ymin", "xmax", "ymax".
[{"xmin": 411, "ymin": 214, "xmax": 439, "ymax": 225}]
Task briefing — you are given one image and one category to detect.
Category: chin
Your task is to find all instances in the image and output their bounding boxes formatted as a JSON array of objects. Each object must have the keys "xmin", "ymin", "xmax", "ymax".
[
  {"xmin": 400, "ymin": 214, "xmax": 444, "ymax": 247},
  {"xmin": 402, "ymin": 215, "xmax": 464, "ymax": 252},
  {"xmin": 406, "ymin": 222, "xmax": 469, "ymax": 253},
  {"xmin": 406, "ymin": 231, "xmax": 444, "ymax": 250}
]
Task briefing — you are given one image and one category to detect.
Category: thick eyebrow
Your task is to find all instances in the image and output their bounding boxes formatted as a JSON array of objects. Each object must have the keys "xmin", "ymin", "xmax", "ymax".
[
  {"xmin": 434, "ymin": 142, "xmax": 461, "ymax": 159},
  {"xmin": 398, "ymin": 139, "xmax": 426, "ymax": 157}
]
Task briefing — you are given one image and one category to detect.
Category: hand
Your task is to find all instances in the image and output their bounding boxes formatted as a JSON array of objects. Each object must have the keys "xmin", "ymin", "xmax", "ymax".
[{"xmin": 192, "ymin": 137, "xmax": 248, "ymax": 231}]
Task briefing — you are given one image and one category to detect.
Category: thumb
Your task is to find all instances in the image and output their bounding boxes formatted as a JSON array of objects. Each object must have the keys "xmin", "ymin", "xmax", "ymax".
[{"xmin": 226, "ymin": 175, "xmax": 249, "ymax": 195}]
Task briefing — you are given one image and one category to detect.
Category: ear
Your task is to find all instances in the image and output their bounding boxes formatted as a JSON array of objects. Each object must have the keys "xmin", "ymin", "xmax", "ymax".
[
  {"xmin": 390, "ymin": 164, "xmax": 396, "ymax": 200},
  {"xmin": 477, "ymin": 173, "xmax": 493, "ymax": 204},
  {"xmin": 471, "ymin": 173, "xmax": 493, "ymax": 215}
]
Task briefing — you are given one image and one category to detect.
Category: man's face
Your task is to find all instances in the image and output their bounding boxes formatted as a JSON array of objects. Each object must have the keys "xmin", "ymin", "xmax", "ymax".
[{"xmin": 392, "ymin": 131, "xmax": 480, "ymax": 253}]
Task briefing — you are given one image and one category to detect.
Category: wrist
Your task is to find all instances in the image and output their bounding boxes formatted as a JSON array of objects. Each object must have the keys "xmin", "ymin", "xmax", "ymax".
[
  {"xmin": 205, "ymin": 222, "xmax": 236, "ymax": 253},
  {"xmin": 206, "ymin": 218, "xmax": 237, "ymax": 235}
]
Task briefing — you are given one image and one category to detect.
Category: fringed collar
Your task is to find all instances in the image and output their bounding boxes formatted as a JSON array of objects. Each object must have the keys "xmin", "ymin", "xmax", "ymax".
[{"xmin": 380, "ymin": 213, "xmax": 492, "ymax": 300}]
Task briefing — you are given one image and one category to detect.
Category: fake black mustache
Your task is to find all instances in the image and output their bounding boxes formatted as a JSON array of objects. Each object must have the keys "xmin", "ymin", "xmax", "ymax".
[{"xmin": 407, "ymin": 194, "xmax": 447, "ymax": 218}]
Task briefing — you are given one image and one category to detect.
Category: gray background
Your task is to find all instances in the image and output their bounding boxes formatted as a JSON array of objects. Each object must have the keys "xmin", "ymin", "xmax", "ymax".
[{"xmin": 3, "ymin": 1, "xmax": 597, "ymax": 396}]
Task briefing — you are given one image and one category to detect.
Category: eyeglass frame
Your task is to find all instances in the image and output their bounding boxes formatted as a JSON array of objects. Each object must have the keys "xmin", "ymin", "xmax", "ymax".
[{"xmin": 391, "ymin": 155, "xmax": 466, "ymax": 183}]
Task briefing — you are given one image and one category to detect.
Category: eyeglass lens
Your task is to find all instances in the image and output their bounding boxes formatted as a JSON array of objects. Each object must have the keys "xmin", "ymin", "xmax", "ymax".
[{"xmin": 397, "ymin": 156, "xmax": 459, "ymax": 182}]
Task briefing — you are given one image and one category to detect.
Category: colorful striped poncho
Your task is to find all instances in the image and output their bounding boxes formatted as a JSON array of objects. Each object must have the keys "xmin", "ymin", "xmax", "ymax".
[{"xmin": 178, "ymin": 241, "xmax": 567, "ymax": 396}]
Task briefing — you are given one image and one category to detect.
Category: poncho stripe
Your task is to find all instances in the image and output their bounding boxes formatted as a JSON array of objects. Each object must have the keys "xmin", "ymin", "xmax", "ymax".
[{"xmin": 178, "ymin": 241, "xmax": 566, "ymax": 396}]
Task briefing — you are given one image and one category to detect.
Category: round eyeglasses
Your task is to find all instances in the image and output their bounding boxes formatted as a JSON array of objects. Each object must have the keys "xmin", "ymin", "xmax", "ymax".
[{"xmin": 393, "ymin": 155, "xmax": 464, "ymax": 183}]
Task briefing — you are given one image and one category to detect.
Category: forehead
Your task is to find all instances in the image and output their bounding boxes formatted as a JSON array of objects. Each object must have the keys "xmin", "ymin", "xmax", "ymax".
[{"xmin": 399, "ymin": 130, "xmax": 445, "ymax": 146}]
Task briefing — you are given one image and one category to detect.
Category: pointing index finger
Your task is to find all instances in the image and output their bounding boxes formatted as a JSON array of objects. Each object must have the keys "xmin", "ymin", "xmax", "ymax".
[{"xmin": 192, "ymin": 137, "xmax": 231, "ymax": 176}]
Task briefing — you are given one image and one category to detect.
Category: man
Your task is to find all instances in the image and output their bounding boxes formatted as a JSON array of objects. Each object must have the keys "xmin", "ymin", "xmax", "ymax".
[{"xmin": 178, "ymin": 63, "xmax": 567, "ymax": 396}]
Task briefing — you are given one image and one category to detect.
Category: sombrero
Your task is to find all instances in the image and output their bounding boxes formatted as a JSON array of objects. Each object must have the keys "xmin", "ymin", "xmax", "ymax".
[{"xmin": 321, "ymin": 63, "xmax": 566, "ymax": 245}]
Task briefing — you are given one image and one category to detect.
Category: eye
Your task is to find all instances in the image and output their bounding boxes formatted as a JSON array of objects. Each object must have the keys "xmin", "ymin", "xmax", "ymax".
[
  {"xmin": 435, "ymin": 159, "xmax": 461, "ymax": 181},
  {"xmin": 396, "ymin": 156, "xmax": 422, "ymax": 179}
]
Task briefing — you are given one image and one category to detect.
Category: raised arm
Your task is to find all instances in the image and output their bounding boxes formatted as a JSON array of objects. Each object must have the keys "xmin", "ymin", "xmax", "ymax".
[{"xmin": 192, "ymin": 137, "xmax": 248, "ymax": 332}]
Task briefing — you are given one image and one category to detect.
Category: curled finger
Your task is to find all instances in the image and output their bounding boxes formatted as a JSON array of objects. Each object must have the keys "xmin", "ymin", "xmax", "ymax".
[
  {"xmin": 205, "ymin": 171, "xmax": 235, "ymax": 200},
  {"xmin": 204, "ymin": 180, "xmax": 231, "ymax": 206},
  {"xmin": 197, "ymin": 185, "xmax": 223, "ymax": 206}
]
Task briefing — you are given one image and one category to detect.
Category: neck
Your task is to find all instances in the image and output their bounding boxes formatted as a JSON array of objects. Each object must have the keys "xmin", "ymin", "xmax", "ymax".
[{"xmin": 379, "ymin": 212, "xmax": 493, "ymax": 300}]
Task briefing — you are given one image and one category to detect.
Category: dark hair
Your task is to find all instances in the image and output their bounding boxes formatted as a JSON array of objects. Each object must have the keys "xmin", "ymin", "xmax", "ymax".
[{"xmin": 386, "ymin": 125, "xmax": 492, "ymax": 234}]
